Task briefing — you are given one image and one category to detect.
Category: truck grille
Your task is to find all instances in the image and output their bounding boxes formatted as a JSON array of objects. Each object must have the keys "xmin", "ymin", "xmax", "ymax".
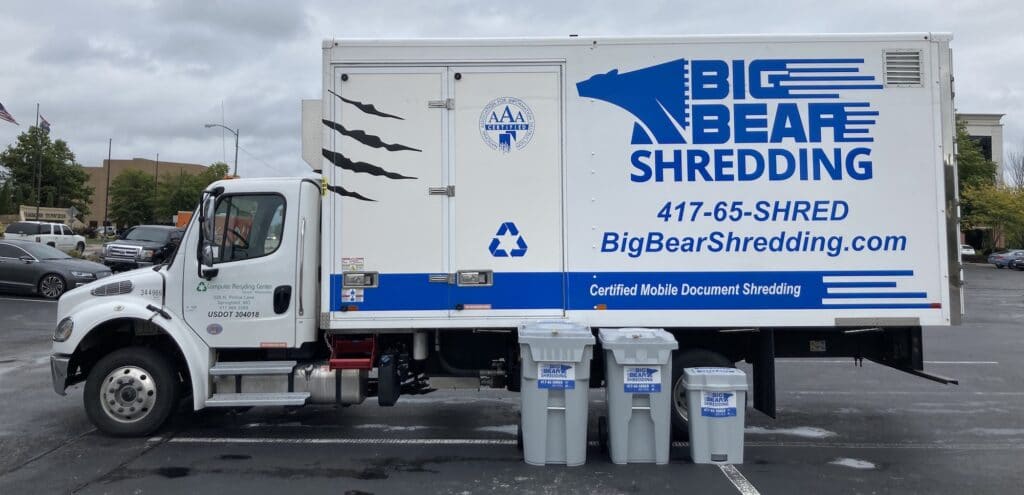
[
  {"xmin": 106, "ymin": 244, "xmax": 141, "ymax": 258},
  {"xmin": 91, "ymin": 280, "xmax": 133, "ymax": 296}
]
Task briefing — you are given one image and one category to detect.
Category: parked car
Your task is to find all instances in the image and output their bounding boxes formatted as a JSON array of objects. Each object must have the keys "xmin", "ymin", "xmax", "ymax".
[
  {"xmin": 101, "ymin": 225, "xmax": 184, "ymax": 271},
  {"xmin": 960, "ymin": 244, "xmax": 976, "ymax": 256},
  {"xmin": 0, "ymin": 239, "xmax": 111, "ymax": 299},
  {"xmin": 987, "ymin": 249, "xmax": 1024, "ymax": 269},
  {"xmin": 2, "ymin": 221, "xmax": 87, "ymax": 254}
]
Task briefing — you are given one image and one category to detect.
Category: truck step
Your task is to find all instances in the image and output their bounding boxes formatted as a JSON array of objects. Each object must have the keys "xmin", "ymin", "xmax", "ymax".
[
  {"xmin": 206, "ymin": 392, "xmax": 310, "ymax": 407},
  {"xmin": 209, "ymin": 361, "xmax": 297, "ymax": 376}
]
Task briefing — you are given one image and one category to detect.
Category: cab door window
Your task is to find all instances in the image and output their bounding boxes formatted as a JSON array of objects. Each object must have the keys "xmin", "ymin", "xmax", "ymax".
[{"xmin": 211, "ymin": 194, "xmax": 286, "ymax": 264}]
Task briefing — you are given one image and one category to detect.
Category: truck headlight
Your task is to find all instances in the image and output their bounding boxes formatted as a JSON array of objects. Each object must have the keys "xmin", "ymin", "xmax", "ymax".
[
  {"xmin": 54, "ymin": 317, "xmax": 74, "ymax": 342},
  {"xmin": 70, "ymin": 271, "xmax": 96, "ymax": 279},
  {"xmin": 140, "ymin": 249, "xmax": 154, "ymax": 260}
]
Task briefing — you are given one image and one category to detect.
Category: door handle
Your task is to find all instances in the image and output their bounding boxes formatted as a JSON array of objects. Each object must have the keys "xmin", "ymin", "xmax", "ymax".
[
  {"xmin": 273, "ymin": 285, "xmax": 292, "ymax": 314},
  {"xmin": 201, "ymin": 267, "xmax": 219, "ymax": 280}
]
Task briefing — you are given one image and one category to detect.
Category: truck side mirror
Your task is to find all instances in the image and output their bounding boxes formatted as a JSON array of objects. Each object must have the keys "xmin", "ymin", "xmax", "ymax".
[{"xmin": 198, "ymin": 193, "xmax": 219, "ymax": 269}]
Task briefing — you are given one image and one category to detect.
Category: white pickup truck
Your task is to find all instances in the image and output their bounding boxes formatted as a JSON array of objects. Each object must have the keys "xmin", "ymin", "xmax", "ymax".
[{"xmin": 3, "ymin": 221, "xmax": 86, "ymax": 254}]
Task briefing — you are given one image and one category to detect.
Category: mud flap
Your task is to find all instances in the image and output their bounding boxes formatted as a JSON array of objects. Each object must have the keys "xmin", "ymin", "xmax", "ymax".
[{"xmin": 378, "ymin": 354, "xmax": 401, "ymax": 406}]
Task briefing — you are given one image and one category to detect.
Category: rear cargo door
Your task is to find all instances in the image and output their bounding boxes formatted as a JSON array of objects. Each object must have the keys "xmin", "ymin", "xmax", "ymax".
[
  {"xmin": 329, "ymin": 68, "xmax": 449, "ymax": 320},
  {"xmin": 448, "ymin": 66, "xmax": 564, "ymax": 317}
]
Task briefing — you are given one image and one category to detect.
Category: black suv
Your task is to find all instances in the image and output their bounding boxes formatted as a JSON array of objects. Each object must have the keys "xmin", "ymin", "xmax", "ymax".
[{"xmin": 101, "ymin": 225, "xmax": 184, "ymax": 271}]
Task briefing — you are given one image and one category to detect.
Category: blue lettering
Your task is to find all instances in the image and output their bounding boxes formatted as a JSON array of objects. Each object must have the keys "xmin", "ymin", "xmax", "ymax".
[
  {"xmin": 846, "ymin": 147, "xmax": 873, "ymax": 179},
  {"xmin": 734, "ymin": 103, "xmax": 768, "ymax": 143},
  {"xmin": 737, "ymin": 149, "xmax": 765, "ymax": 181},
  {"xmin": 692, "ymin": 104, "xmax": 731, "ymax": 144},
  {"xmin": 770, "ymin": 104, "xmax": 807, "ymax": 143},
  {"xmin": 691, "ymin": 60, "xmax": 730, "ymax": 100},
  {"xmin": 630, "ymin": 150, "xmax": 653, "ymax": 182}
]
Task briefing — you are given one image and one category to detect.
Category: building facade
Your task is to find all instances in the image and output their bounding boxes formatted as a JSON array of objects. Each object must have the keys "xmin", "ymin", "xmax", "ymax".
[
  {"xmin": 958, "ymin": 113, "xmax": 1005, "ymax": 179},
  {"xmin": 84, "ymin": 158, "xmax": 208, "ymax": 227}
]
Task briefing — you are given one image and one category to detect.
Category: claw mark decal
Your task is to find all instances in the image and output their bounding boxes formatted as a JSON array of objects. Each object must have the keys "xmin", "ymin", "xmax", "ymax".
[
  {"xmin": 322, "ymin": 119, "xmax": 422, "ymax": 152},
  {"xmin": 328, "ymin": 90, "xmax": 404, "ymax": 120},
  {"xmin": 326, "ymin": 185, "xmax": 375, "ymax": 202},
  {"xmin": 322, "ymin": 149, "xmax": 416, "ymax": 180}
]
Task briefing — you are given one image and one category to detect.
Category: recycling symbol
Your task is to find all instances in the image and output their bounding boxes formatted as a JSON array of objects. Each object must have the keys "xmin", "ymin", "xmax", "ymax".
[
  {"xmin": 488, "ymin": 221, "xmax": 528, "ymax": 257},
  {"xmin": 196, "ymin": 282, "xmax": 207, "ymax": 292}
]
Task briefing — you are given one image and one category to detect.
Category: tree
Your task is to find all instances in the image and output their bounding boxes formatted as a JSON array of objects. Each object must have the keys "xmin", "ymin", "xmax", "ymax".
[
  {"xmin": 153, "ymin": 162, "xmax": 230, "ymax": 220},
  {"xmin": 1005, "ymin": 146, "xmax": 1024, "ymax": 190},
  {"xmin": 108, "ymin": 169, "xmax": 155, "ymax": 228},
  {"xmin": 0, "ymin": 125, "xmax": 93, "ymax": 216},
  {"xmin": 0, "ymin": 172, "xmax": 12, "ymax": 214},
  {"xmin": 956, "ymin": 120, "xmax": 998, "ymax": 190}
]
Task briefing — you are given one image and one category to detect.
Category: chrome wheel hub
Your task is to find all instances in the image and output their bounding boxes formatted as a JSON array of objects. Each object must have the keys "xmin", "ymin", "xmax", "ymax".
[
  {"xmin": 100, "ymin": 366, "xmax": 157, "ymax": 423},
  {"xmin": 672, "ymin": 375, "xmax": 689, "ymax": 422}
]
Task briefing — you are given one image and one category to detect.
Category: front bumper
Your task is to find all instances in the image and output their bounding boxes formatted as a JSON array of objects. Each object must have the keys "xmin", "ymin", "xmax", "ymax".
[{"xmin": 51, "ymin": 354, "xmax": 71, "ymax": 395}]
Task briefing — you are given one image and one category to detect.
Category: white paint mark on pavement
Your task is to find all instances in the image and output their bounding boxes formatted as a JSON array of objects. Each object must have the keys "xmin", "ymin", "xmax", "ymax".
[
  {"xmin": 151, "ymin": 437, "xmax": 516, "ymax": 446},
  {"xmin": 718, "ymin": 464, "xmax": 761, "ymax": 495},
  {"xmin": 829, "ymin": 457, "xmax": 876, "ymax": 469},
  {"xmin": 966, "ymin": 428, "xmax": 1024, "ymax": 436},
  {"xmin": 475, "ymin": 425, "xmax": 518, "ymax": 436},
  {"xmin": 745, "ymin": 426, "xmax": 838, "ymax": 439},
  {"xmin": 775, "ymin": 359, "xmax": 998, "ymax": 365},
  {"xmin": 353, "ymin": 424, "xmax": 433, "ymax": 432}
]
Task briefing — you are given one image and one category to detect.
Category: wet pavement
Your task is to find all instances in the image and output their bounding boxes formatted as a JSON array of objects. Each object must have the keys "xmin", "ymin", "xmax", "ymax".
[{"xmin": 1, "ymin": 264, "xmax": 1022, "ymax": 494}]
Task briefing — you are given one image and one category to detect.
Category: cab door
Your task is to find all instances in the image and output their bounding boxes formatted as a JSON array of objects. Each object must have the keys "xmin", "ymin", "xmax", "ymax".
[
  {"xmin": 182, "ymin": 181, "xmax": 299, "ymax": 348},
  {"xmin": 448, "ymin": 66, "xmax": 564, "ymax": 317}
]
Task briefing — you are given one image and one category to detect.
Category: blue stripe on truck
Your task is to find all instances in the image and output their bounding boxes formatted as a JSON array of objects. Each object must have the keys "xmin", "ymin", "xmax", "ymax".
[{"xmin": 329, "ymin": 270, "xmax": 936, "ymax": 312}]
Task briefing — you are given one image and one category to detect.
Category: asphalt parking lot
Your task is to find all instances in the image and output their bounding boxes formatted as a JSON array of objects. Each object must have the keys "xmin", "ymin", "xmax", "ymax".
[{"xmin": 1, "ymin": 263, "xmax": 1022, "ymax": 494}]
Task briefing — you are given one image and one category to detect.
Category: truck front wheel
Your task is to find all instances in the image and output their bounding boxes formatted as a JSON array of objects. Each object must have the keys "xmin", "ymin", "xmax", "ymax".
[
  {"xmin": 84, "ymin": 347, "xmax": 180, "ymax": 437},
  {"xmin": 670, "ymin": 349, "xmax": 734, "ymax": 439}
]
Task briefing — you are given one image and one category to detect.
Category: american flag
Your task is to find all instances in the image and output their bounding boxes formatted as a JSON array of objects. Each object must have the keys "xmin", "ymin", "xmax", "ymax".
[
  {"xmin": 40, "ymin": 115, "xmax": 51, "ymax": 133},
  {"xmin": 0, "ymin": 101, "xmax": 18, "ymax": 125}
]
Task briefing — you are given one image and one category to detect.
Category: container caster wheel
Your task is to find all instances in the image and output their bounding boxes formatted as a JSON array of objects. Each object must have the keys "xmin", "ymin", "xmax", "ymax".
[{"xmin": 516, "ymin": 423, "xmax": 524, "ymax": 452}]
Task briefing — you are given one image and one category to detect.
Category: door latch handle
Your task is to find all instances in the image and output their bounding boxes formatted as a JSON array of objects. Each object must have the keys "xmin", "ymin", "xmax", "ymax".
[
  {"xmin": 428, "ymin": 185, "xmax": 454, "ymax": 197},
  {"xmin": 200, "ymin": 267, "xmax": 219, "ymax": 280}
]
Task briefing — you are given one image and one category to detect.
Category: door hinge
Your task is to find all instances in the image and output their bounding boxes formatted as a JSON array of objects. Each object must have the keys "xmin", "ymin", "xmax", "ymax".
[
  {"xmin": 428, "ymin": 98, "xmax": 454, "ymax": 110},
  {"xmin": 428, "ymin": 185, "xmax": 455, "ymax": 197}
]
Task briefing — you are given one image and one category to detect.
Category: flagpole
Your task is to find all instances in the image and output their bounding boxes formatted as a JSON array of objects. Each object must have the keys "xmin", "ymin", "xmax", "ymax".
[
  {"xmin": 104, "ymin": 138, "xmax": 112, "ymax": 231},
  {"xmin": 154, "ymin": 153, "xmax": 159, "ymax": 222},
  {"xmin": 35, "ymin": 103, "xmax": 41, "ymax": 221}
]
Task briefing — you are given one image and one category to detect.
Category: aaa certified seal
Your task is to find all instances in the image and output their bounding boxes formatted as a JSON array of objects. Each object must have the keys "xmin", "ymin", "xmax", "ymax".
[{"xmin": 479, "ymin": 97, "xmax": 535, "ymax": 153}]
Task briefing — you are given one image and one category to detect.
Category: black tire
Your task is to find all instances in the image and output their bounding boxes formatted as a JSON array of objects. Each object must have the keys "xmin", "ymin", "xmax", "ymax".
[
  {"xmin": 38, "ymin": 273, "xmax": 66, "ymax": 299},
  {"xmin": 76, "ymin": 242, "xmax": 85, "ymax": 254},
  {"xmin": 516, "ymin": 422, "xmax": 523, "ymax": 452},
  {"xmin": 670, "ymin": 349, "xmax": 734, "ymax": 440},
  {"xmin": 996, "ymin": 264, "xmax": 1004, "ymax": 269},
  {"xmin": 84, "ymin": 347, "xmax": 180, "ymax": 437}
]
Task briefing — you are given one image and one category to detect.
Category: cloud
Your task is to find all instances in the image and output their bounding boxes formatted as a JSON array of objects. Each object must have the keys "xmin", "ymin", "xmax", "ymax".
[{"xmin": 0, "ymin": 0, "xmax": 1021, "ymax": 178}]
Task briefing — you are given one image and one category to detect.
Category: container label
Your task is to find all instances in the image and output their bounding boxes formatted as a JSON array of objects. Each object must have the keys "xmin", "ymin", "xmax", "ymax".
[
  {"xmin": 700, "ymin": 391, "xmax": 737, "ymax": 417},
  {"xmin": 537, "ymin": 363, "xmax": 575, "ymax": 390},
  {"xmin": 623, "ymin": 366, "xmax": 662, "ymax": 393}
]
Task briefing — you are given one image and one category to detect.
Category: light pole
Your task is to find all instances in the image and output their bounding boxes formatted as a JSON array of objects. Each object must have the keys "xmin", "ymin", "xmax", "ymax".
[{"xmin": 204, "ymin": 123, "xmax": 239, "ymax": 177}]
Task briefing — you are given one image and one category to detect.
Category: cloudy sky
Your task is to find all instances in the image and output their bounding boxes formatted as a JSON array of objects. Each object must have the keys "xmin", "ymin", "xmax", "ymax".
[{"xmin": 0, "ymin": 0, "xmax": 1020, "ymax": 177}]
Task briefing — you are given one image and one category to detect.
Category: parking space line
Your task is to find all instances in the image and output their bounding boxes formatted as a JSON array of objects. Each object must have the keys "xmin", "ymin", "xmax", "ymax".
[
  {"xmin": 0, "ymin": 296, "xmax": 55, "ymax": 303},
  {"xmin": 775, "ymin": 359, "xmax": 998, "ymax": 365},
  {"xmin": 150, "ymin": 437, "xmax": 517, "ymax": 446},
  {"xmin": 718, "ymin": 464, "xmax": 761, "ymax": 495}
]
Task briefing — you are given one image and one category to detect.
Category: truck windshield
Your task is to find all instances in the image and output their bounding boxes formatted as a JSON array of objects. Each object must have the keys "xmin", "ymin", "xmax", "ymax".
[{"xmin": 125, "ymin": 227, "xmax": 170, "ymax": 243}]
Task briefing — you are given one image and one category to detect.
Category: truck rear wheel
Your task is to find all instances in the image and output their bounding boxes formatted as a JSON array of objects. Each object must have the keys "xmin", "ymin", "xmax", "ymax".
[
  {"xmin": 84, "ymin": 347, "xmax": 180, "ymax": 437},
  {"xmin": 670, "ymin": 349, "xmax": 734, "ymax": 439}
]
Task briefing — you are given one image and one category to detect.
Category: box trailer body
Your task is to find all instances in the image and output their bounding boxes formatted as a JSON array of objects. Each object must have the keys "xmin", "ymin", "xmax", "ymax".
[
  {"xmin": 316, "ymin": 34, "xmax": 960, "ymax": 329},
  {"xmin": 50, "ymin": 34, "xmax": 961, "ymax": 437}
]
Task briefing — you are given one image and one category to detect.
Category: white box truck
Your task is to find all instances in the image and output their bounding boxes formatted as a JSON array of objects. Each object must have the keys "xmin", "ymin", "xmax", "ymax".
[{"xmin": 51, "ymin": 34, "xmax": 961, "ymax": 437}]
